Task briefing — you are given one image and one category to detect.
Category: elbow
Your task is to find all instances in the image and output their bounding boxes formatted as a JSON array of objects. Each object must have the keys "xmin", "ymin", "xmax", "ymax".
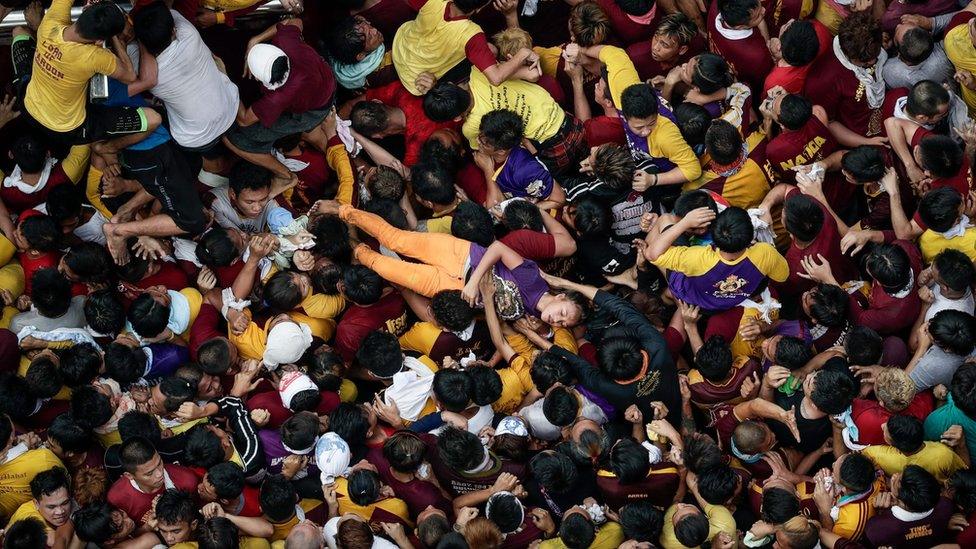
[{"xmin": 556, "ymin": 239, "xmax": 577, "ymax": 257}]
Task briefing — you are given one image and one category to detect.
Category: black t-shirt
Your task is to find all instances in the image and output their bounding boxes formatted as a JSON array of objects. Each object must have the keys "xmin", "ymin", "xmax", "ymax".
[{"xmin": 771, "ymin": 391, "xmax": 832, "ymax": 454}]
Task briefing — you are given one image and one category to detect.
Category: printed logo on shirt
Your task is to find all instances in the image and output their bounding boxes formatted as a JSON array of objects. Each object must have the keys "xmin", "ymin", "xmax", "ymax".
[
  {"xmin": 906, "ymin": 525, "xmax": 933, "ymax": 540},
  {"xmin": 714, "ymin": 274, "xmax": 749, "ymax": 297}
]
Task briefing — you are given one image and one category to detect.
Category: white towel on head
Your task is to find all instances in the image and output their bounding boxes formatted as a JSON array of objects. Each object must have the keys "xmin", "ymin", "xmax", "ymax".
[{"xmin": 247, "ymin": 44, "xmax": 290, "ymax": 90}]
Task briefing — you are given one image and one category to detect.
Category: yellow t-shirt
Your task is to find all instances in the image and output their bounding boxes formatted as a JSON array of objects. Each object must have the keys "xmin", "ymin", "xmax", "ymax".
[
  {"xmin": 919, "ymin": 226, "xmax": 976, "ymax": 264},
  {"xmin": 173, "ymin": 538, "xmax": 271, "ymax": 549},
  {"xmin": 0, "ymin": 448, "xmax": 63, "ymax": 519},
  {"xmin": 863, "ymin": 442, "xmax": 967, "ymax": 483},
  {"xmin": 335, "ymin": 477, "xmax": 413, "ymax": 527},
  {"xmin": 24, "ymin": 0, "xmax": 119, "ymax": 132},
  {"xmin": 833, "ymin": 478, "xmax": 885, "ymax": 540},
  {"xmin": 463, "ymin": 67, "xmax": 566, "ymax": 150},
  {"xmin": 660, "ymin": 503, "xmax": 736, "ymax": 549},
  {"xmin": 946, "ymin": 22, "xmax": 976, "ymax": 117},
  {"xmin": 539, "ymin": 521, "xmax": 625, "ymax": 549},
  {"xmin": 493, "ymin": 356, "xmax": 535, "ymax": 414},
  {"xmin": 652, "ymin": 243, "xmax": 790, "ymax": 280},
  {"xmin": 392, "ymin": 0, "xmax": 483, "ymax": 95},
  {"xmin": 534, "ymin": 46, "xmax": 563, "ymax": 78},
  {"xmin": 8, "ymin": 501, "xmax": 52, "ymax": 534},
  {"xmin": 598, "ymin": 46, "xmax": 701, "ymax": 182},
  {"xmin": 686, "ymin": 131, "xmax": 770, "ymax": 209}
]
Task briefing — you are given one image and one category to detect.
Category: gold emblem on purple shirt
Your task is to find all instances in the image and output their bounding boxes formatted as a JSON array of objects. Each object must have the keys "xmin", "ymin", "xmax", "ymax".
[{"xmin": 715, "ymin": 274, "xmax": 749, "ymax": 296}]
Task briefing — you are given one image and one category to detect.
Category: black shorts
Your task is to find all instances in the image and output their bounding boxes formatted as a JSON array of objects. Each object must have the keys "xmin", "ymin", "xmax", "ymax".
[
  {"xmin": 121, "ymin": 141, "xmax": 209, "ymax": 236},
  {"xmin": 11, "ymin": 34, "xmax": 34, "ymax": 84},
  {"xmin": 24, "ymin": 103, "xmax": 150, "ymax": 148}
]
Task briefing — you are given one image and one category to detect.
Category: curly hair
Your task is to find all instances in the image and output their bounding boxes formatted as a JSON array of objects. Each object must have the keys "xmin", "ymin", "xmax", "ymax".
[
  {"xmin": 838, "ymin": 12, "xmax": 882, "ymax": 64},
  {"xmin": 73, "ymin": 467, "xmax": 108, "ymax": 507}
]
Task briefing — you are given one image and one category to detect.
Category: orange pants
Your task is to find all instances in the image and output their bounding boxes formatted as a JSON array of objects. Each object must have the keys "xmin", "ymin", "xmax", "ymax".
[{"xmin": 340, "ymin": 205, "xmax": 470, "ymax": 297}]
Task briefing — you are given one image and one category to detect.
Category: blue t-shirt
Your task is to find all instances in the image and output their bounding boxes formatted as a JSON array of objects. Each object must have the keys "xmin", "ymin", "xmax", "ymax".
[{"xmin": 105, "ymin": 79, "xmax": 170, "ymax": 151}]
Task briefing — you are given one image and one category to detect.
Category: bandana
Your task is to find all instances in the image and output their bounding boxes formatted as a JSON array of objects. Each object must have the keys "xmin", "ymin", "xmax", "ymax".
[
  {"xmin": 616, "ymin": 351, "xmax": 649, "ymax": 385},
  {"xmin": 740, "ymin": 288, "xmax": 782, "ymax": 324},
  {"xmin": 832, "ymin": 36, "xmax": 887, "ymax": 109},
  {"xmin": 714, "ymin": 14, "xmax": 753, "ymax": 40},
  {"xmin": 710, "ymin": 143, "xmax": 750, "ymax": 177},
  {"xmin": 315, "ymin": 432, "xmax": 352, "ymax": 485},
  {"xmin": 247, "ymin": 44, "xmax": 290, "ymax": 91},
  {"xmin": 831, "ymin": 486, "xmax": 875, "ymax": 520},
  {"xmin": 495, "ymin": 416, "xmax": 529, "ymax": 437},
  {"xmin": 282, "ymin": 437, "xmax": 317, "ymax": 456},
  {"xmin": 451, "ymin": 321, "xmax": 476, "ymax": 342},
  {"xmin": 1, "ymin": 442, "xmax": 28, "ymax": 465},
  {"xmin": 332, "ymin": 44, "xmax": 386, "ymax": 90},
  {"xmin": 626, "ymin": 4, "xmax": 657, "ymax": 25},
  {"xmin": 939, "ymin": 215, "xmax": 971, "ymax": 239},
  {"xmin": 3, "ymin": 157, "xmax": 56, "ymax": 194},
  {"xmin": 272, "ymin": 150, "xmax": 311, "ymax": 173},
  {"xmin": 278, "ymin": 371, "xmax": 318, "ymax": 410},
  {"xmin": 889, "ymin": 268, "xmax": 916, "ymax": 300},
  {"xmin": 463, "ymin": 445, "xmax": 493, "ymax": 474},
  {"xmin": 832, "ymin": 406, "xmax": 863, "ymax": 451},
  {"xmin": 263, "ymin": 321, "xmax": 313, "ymax": 370},
  {"xmin": 730, "ymin": 438, "xmax": 765, "ymax": 464},
  {"xmin": 383, "ymin": 356, "xmax": 436, "ymax": 422}
]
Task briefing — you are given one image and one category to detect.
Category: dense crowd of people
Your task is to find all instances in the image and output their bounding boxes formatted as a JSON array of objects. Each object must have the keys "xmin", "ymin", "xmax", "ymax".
[{"xmin": 2, "ymin": 0, "xmax": 976, "ymax": 547}]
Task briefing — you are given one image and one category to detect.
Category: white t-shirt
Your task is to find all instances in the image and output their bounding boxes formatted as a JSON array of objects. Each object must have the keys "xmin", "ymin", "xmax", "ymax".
[
  {"xmin": 210, "ymin": 185, "xmax": 272, "ymax": 233},
  {"xmin": 924, "ymin": 283, "xmax": 975, "ymax": 322},
  {"xmin": 150, "ymin": 11, "xmax": 240, "ymax": 148}
]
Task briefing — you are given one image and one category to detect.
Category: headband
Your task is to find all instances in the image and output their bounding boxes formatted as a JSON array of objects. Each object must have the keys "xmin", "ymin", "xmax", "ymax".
[
  {"xmin": 495, "ymin": 416, "xmax": 528, "ymax": 438},
  {"xmin": 247, "ymin": 44, "xmax": 290, "ymax": 90},
  {"xmin": 279, "ymin": 371, "xmax": 318, "ymax": 410}
]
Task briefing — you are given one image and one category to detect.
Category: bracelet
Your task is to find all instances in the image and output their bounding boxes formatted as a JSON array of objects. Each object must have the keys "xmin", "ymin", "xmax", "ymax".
[{"xmin": 652, "ymin": 173, "xmax": 658, "ymax": 186}]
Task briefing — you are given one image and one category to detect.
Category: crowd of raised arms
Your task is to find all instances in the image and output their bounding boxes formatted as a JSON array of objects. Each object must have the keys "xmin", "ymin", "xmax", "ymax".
[{"xmin": 5, "ymin": 0, "xmax": 976, "ymax": 548}]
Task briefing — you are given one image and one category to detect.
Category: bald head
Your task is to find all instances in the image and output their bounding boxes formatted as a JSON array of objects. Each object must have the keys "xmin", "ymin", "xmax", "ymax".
[{"xmin": 284, "ymin": 520, "xmax": 324, "ymax": 549}]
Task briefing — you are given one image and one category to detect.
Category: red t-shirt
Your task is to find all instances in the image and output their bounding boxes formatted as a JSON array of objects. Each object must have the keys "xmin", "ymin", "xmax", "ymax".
[
  {"xmin": 134, "ymin": 262, "xmax": 190, "ymax": 291},
  {"xmin": 500, "ymin": 229, "xmax": 556, "ymax": 262},
  {"xmin": 334, "ymin": 290, "xmax": 409, "ymax": 363},
  {"xmin": 252, "ymin": 24, "xmax": 336, "ymax": 126},
  {"xmin": 849, "ymin": 391, "xmax": 936, "ymax": 446},
  {"xmin": 20, "ymin": 251, "xmax": 60, "ymax": 295},
  {"xmin": 456, "ymin": 160, "xmax": 488, "ymax": 205},
  {"xmin": 285, "ymin": 146, "xmax": 332, "ymax": 212},
  {"xmin": 107, "ymin": 464, "xmax": 199, "ymax": 524},
  {"xmin": 762, "ymin": 20, "xmax": 833, "ymax": 95},
  {"xmin": 583, "ymin": 115, "xmax": 626, "ymax": 148},
  {"xmin": 366, "ymin": 81, "xmax": 459, "ymax": 166}
]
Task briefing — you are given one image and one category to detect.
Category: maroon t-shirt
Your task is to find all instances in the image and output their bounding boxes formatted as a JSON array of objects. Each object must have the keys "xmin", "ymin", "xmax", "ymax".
[
  {"xmin": 501, "ymin": 229, "xmax": 556, "ymax": 262},
  {"xmin": 366, "ymin": 446, "xmax": 453, "ymax": 518},
  {"xmin": 334, "ymin": 290, "xmax": 409, "ymax": 363},
  {"xmin": 865, "ymin": 497, "xmax": 954, "ymax": 548},
  {"xmin": 780, "ymin": 192, "xmax": 856, "ymax": 299},
  {"xmin": 246, "ymin": 388, "xmax": 340, "ymax": 430},
  {"xmin": 848, "ymin": 239, "xmax": 922, "ymax": 335},
  {"xmin": 252, "ymin": 24, "xmax": 336, "ymax": 127},
  {"xmin": 107, "ymin": 464, "xmax": 199, "ymax": 524},
  {"xmin": 626, "ymin": 35, "xmax": 704, "ymax": 82},
  {"xmin": 595, "ymin": 462, "xmax": 680, "ymax": 509},
  {"xmin": 426, "ymin": 322, "xmax": 494, "ymax": 364},
  {"xmin": 596, "ymin": 0, "xmax": 659, "ymax": 46},
  {"xmin": 357, "ymin": 0, "xmax": 416, "ymax": 46},
  {"xmin": 707, "ymin": 2, "xmax": 773, "ymax": 95},
  {"xmin": 766, "ymin": 115, "xmax": 855, "ymax": 211},
  {"xmin": 804, "ymin": 53, "xmax": 883, "ymax": 138},
  {"xmin": 424, "ymin": 434, "xmax": 525, "ymax": 498},
  {"xmin": 689, "ymin": 358, "xmax": 760, "ymax": 409}
]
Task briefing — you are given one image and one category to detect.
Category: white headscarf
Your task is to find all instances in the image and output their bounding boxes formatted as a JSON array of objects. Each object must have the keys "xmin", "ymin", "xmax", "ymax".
[
  {"xmin": 263, "ymin": 321, "xmax": 313, "ymax": 370},
  {"xmin": 833, "ymin": 36, "xmax": 887, "ymax": 109},
  {"xmin": 315, "ymin": 433, "xmax": 352, "ymax": 485},
  {"xmin": 247, "ymin": 44, "xmax": 290, "ymax": 90}
]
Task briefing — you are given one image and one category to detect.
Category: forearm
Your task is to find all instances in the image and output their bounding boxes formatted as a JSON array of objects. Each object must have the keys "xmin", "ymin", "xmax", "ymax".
[
  {"xmin": 685, "ymin": 321, "xmax": 703, "ymax": 354},
  {"xmin": 231, "ymin": 258, "xmax": 262, "ymax": 300},
  {"xmin": 224, "ymin": 514, "xmax": 274, "ymax": 538},
  {"xmin": 887, "ymin": 192, "xmax": 915, "ymax": 241},
  {"xmin": 453, "ymin": 487, "xmax": 494, "ymax": 511},
  {"xmin": 354, "ymin": 131, "xmax": 407, "ymax": 172},
  {"xmin": 654, "ymin": 166, "xmax": 692, "ymax": 186},
  {"xmin": 483, "ymin": 55, "xmax": 528, "ymax": 86},
  {"xmin": 885, "ymin": 118, "xmax": 917, "ymax": 170},
  {"xmin": 644, "ymin": 221, "xmax": 685, "ymax": 261},
  {"xmin": 570, "ymin": 77, "xmax": 592, "ymax": 121},
  {"xmin": 828, "ymin": 121, "xmax": 875, "ymax": 147},
  {"xmin": 484, "ymin": 299, "xmax": 516, "ymax": 361}
]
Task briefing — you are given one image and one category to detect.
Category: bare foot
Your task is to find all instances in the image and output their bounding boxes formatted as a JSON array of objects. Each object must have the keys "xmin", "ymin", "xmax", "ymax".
[{"xmin": 102, "ymin": 223, "xmax": 130, "ymax": 266}]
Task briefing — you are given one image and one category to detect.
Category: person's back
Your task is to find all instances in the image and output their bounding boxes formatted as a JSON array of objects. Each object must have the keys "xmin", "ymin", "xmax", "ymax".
[
  {"xmin": 134, "ymin": 4, "xmax": 240, "ymax": 149},
  {"xmin": 24, "ymin": 0, "xmax": 122, "ymax": 133},
  {"xmin": 392, "ymin": 0, "xmax": 484, "ymax": 95},
  {"xmin": 253, "ymin": 21, "xmax": 335, "ymax": 125}
]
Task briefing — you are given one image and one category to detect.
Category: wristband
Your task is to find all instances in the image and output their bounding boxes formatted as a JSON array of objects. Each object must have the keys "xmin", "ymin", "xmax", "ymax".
[{"xmin": 215, "ymin": 11, "xmax": 226, "ymax": 24}]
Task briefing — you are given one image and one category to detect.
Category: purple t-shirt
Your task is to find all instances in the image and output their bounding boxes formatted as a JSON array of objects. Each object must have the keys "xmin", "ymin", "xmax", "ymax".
[
  {"xmin": 469, "ymin": 243, "xmax": 548, "ymax": 315},
  {"xmin": 258, "ymin": 429, "xmax": 320, "ymax": 478},
  {"xmin": 496, "ymin": 147, "xmax": 554, "ymax": 199}
]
